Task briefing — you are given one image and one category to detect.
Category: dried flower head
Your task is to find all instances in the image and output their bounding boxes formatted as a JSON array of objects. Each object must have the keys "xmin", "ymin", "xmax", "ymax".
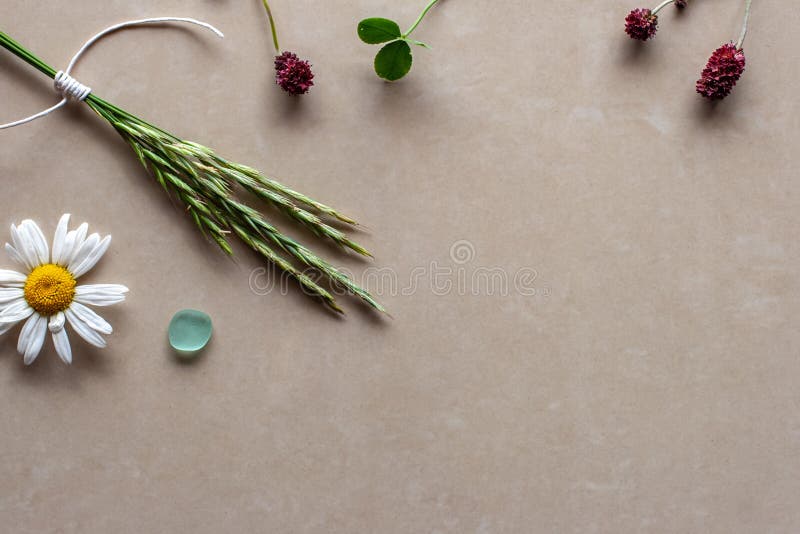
[
  {"xmin": 274, "ymin": 51, "xmax": 314, "ymax": 95},
  {"xmin": 696, "ymin": 43, "xmax": 746, "ymax": 100},
  {"xmin": 625, "ymin": 8, "xmax": 658, "ymax": 41},
  {"xmin": 674, "ymin": 0, "xmax": 687, "ymax": 8}
]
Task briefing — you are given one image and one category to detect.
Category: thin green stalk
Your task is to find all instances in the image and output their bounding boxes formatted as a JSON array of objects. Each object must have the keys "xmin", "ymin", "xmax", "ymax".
[
  {"xmin": 0, "ymin": 31, "xmax": 54, "ymax": 78},
  {"xmin": 736, "ymin": 0, "xmax": 753, "ymax": 49},
  {"xmin": 261, "ymin": 0, "xmax": 281, "ymax": 52},
  {"xmin": 651, "ymin": 0, "xmax": 674, "ymax": 15},
  {"xmin": 403, "ymin": 0, "xmax": 440, "ymax": 38}
]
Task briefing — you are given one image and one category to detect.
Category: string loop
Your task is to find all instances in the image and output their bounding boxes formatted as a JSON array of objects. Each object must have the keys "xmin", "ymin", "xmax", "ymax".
[{"xmin": 0, "ymin": 17, "xmax": 224, "ymax": 130}]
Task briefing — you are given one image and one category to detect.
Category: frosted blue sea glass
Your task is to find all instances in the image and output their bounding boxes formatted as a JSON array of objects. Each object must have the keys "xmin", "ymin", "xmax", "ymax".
[{"xmin": 168, "ymin": 309, "xmax": 212, "ymax": 357}]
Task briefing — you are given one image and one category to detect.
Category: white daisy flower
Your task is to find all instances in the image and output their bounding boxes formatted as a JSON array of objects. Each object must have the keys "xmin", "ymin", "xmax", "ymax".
[{"xmin": 0, "ymin": 214, "xmax": 128, "ymax": 365}]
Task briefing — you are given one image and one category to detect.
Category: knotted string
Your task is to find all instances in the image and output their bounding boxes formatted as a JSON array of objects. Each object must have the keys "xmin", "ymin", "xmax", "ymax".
[
  {"xmin": 54, "ymin": 71, "xmax": 92, "ymax": 102},
  {"xmin": 0, "ymin": 17, "xmax": 224, "ymax": 130}
]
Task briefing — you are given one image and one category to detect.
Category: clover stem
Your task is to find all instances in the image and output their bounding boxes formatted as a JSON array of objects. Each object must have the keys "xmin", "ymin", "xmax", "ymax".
[
  {"xmin": 261, "ymin": 0, "xmax": 281, "ymax": 52},
  {"xmin": 651, "ymin": 0, "xmax": 675, "ymax": 15},
  {"xmin": 736, "ymin": 0, "xmax": 752, "ymax": 50},
  {"xmin": 403, "ymin": 0, "xmax": 440, "ymax": 38}
]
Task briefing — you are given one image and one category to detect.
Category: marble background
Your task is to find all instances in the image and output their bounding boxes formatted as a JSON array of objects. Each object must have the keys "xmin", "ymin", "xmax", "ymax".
[{"xmin": 1, "ymin": 0, "xmax": 798, "ymax": 532}]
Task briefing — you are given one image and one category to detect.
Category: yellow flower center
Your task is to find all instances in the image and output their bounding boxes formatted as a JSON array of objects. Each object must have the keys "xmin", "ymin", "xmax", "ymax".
[{"xmin": 24, "ymin": 264, "xmax": 76, "ymax": 316}]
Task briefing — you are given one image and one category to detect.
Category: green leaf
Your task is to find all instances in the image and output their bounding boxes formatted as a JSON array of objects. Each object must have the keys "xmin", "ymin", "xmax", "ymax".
[
  {"xmin": 374, "ymin": 40, "xmax": 413, "ymax": 81},
  {"xmin": 358, "ymin": 18, "xmax": 402, "ymax": 44}
]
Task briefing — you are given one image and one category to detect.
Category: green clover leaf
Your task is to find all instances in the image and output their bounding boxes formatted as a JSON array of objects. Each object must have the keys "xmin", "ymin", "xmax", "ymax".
[
  {"xmin": 374, "ymin": 40, "xmax": 413, "ymax": 81},
  {"xmin": 358, "ymin": 18, "xmax": 402, "ymax": 44},
  {"xmin": 357, "ymin": 0, "xmax": 440, "ymax": 82}
]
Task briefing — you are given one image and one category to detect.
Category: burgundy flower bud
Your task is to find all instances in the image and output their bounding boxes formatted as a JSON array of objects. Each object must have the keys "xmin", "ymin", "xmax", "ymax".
[
  {"xmin": 695, "ymin": 43, "xmax": 746, "ymax": 100},
  {"xmin": 274, "ymin": 51, "xmax": 314, "ymax": 95},
  {"xmin": 625, "ymin": 8, "xmax": 658, "ymax": 41},
  {"xmin": 674, "ymin": 0, "xmax": 687, "ymax": 8}
]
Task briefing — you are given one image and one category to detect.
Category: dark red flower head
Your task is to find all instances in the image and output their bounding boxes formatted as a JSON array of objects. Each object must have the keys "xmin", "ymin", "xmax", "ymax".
[
  {"xmin": 674, "ymin": 0, "xmax": 687, "ymax": 8},
  {"xmin": 695, "ymin": 43, "xmax": 746, "ymax": 100},
  {"xmin": 625, "ymin": 8, "xmax": 658, "ymax": 41},
  {"xmin": 274, "ymin": 51, "xmax": 314, "ymax": 95}
]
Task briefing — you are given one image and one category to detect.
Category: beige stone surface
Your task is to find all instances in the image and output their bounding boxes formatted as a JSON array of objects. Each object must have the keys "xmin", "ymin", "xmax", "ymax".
[{"xmin": 0, "ymin": 0, "xmax": 798, "ymax": 532}]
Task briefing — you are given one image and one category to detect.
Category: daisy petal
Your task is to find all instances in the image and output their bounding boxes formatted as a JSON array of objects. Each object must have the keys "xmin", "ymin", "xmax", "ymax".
[
  {"xmin": 74, "ymin": 284, "xmax": 129, "ymax": 306},
  {"xmin": 18, "ymin": 313, "xmax": 46, "ymax": 365},
  {"xmin": 51, "ymin": 214, "xmax": 70, "ymax": 266},
  {"xmin": 49, "ymin": 313, "xmax": 70, "ymax": 364},
  {"xmin": 71, "ymin": 235, "xmax": 112, "ymax": 278},
  {"xmin": 65, "ymin": 308, "xmax": 106, "ymax": 348},
  {"xmin": 52, "ymin": 328, "xmax": 72, "ymax": 364},
  {"xmin": 0, "ymin": 288, "xmax": 23, "ymax": 304},
  {"xmin": 49, "ymin": 311, "xmax": 66, "ymax": 333},
  {"xmin": 66, "ymin": 233, "xmax": 99, "ymax": 274},
  {"xmin": 5, "ymin": 243, "xmax": 28, "ymax": 269},
  {"xmin": 68, "ymin": 302, "xmax": 112, "ymax": 335},
  {"xmin": 17, "ymin": 313, "xmax": 37, "ymax": 355},
  {"xmin": 59, "ymin": 232, "xmax": 76, "ymax": 268},
  {"xmin": 9, "ymin": 224, "xmax": 36, "ymax": 270},
  {"xmin": 0, "ymin": 321, "xmax": 17, "ymax": 336},
  {"xmin": 0, "ymin": 269, "xmax": 26, "ymax": 287},
  {"xmin": 0, "ymin": 299, "xmax": 34, "ymax": 324},
  {"xmin": 20, "ymin": 220, "xmax": 49, "ymax": 266},
  {"xmin": 61, "ymin": 223, "xmax": 88, "ymax": 267}
]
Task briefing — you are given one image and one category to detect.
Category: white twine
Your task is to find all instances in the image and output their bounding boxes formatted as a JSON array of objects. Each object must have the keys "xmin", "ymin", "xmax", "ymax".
[
  {"xmin": 54, "ymin": 71, "xmax": 92, "ymax": 101},
  {"xmin": 0, "ymin": 17, "xmax": 224, "ymax": 130}
]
